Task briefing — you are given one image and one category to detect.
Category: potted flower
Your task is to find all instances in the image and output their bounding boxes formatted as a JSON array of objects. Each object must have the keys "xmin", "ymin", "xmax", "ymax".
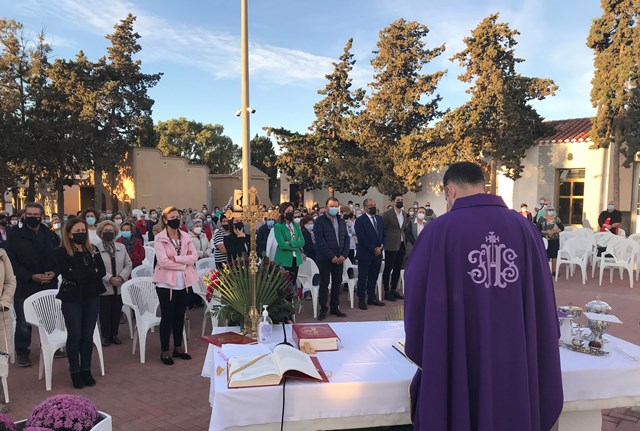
[
  {"xmin": 204, "ymin": 256, "xmax": 301, "ymax": 326},
  {"xmin": 5, "ymin": 395, "xmax": 112, "ymax": 431}
]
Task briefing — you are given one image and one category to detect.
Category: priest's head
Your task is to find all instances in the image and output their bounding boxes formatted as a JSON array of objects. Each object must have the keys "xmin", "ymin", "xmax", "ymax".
[{"xmin": 442, "ymin": 162, "xmax": 486, "ymax": 211}]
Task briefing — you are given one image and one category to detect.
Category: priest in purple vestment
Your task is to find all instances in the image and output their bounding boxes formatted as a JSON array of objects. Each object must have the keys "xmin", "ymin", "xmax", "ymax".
[{"xmin": 404, "ymin": 162, "xmax": 563, "ymax": 431}]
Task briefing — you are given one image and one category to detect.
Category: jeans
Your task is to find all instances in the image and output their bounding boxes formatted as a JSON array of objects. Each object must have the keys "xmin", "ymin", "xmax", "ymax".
[
  {"xmin": 13, "ymin": 297, "xmax": 32, "ymax": 356},
  {"xmin": 156, "ymin": 287, "xmax": 187, "ymax": 352},
  {"xmin": 382, "ymin": 243, "xmax": 406, "ymax": 293},
  {"xmin": 61, "ymin": 297, "xmax": 100, "ymax": 373},
  {"xmin": 99, "ymin": 294, "xmax": 123, "ymax": 339},
  {"xmin": 317, "ymin": 259, "xmax": 343, "ymax": 312},
  {"xmin": 356, "ymin": 257, "xmax": 382, "ymax": 302}
]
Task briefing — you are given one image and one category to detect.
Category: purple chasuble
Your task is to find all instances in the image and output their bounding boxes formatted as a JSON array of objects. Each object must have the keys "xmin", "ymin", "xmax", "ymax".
[{"xmin": 404, "ymin": 193, "xmax": 563, "ymax": 431}]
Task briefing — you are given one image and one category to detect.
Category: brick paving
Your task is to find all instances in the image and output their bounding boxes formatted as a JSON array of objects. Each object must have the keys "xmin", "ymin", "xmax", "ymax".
[{"xmin": 4, "ymin": 268, "xmax": 640, "ymax": 430}]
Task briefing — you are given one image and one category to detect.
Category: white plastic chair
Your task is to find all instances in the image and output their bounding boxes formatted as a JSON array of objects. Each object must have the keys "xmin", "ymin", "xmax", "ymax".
[
  {"xmin": 591, "ymin": 233, "xmax": 625, "ymax": 278},
  {"xmin": 297, "ymin": 258, "xmax": 321, "ymax": 318},
  {"xmin": 559, "ymin": 231, "xmax": 581, "ymax": 249},
  {"xmin": 629, "ymin": 233, "xmax": 640, "ymax": 281},
  {"xmin": 598, "ymin": 239, "xmax": 637, "ymax": 288},
  {"xmin": 342, "ymin": 258, "xmax": 358, "ymax": 309},
  {"xmin": 131, "ymin": 265, "xmax": 153, "ymax": 278},
  {"xmin": 23, "ymin": 290, "xmax": 105, "ymax": 391},
  {"xmin": 555, "ymin": 238, "xmax": 591, "ymax": 284},
  {"xmin": 563, "ymin": 226, "xmax": 575, "ymax": 232},
  {"xmin": 142, "ymin": 246, "xmax": 155, "ymax": 268},
  {"xmin": 376, "ymin": 260, "xmax": 385, "ymax": 301},
  {"xmin": 193, "ymin": 269, "xmax": 220, "ymax": 336},
  {"xmin": 618, "ymin": 228, "xmax": 626, "ymax": 237},
  {"xmin": 121, "ymin": 278, "xmax": 187, "ymax": 363},
  {"xmin": 266, "ymin": 229, "xmax": 278, "ymax": 260},
  {"xmin": 196, "ymin": 257, "xmax": 217, "ymax": 272}
]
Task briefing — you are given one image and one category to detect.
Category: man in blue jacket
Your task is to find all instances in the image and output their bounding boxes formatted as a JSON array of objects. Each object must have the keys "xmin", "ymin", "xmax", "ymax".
[
  {"xmin": 354, "ymin": 198, "xmax": 386, "ymax": 309},
  {"xmin": 313, "ymin": 197, "xmax": 350, "ymax": 320}
]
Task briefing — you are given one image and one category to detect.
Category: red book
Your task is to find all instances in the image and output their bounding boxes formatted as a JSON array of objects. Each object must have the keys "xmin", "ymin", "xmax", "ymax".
[
  {"xmin": 200, "ymin": 331, "xmax": 255, "ymax": 347},
  {"xmin": 292, "ymin": 323, "xmax": 339, "ymax": 352}
]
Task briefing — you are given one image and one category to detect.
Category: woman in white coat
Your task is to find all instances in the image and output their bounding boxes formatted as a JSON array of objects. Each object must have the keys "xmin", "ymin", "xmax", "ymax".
[
  {"xmin": 96, "ymin": 221, "xmax": 132, "ymax": 346},
  {"xmin": 0, "ymin": 248, "xmax": 16, "ymax": 412},
  {"xmin": 189, "ymin": 219, "xmax": 212, "ymax": 259}
]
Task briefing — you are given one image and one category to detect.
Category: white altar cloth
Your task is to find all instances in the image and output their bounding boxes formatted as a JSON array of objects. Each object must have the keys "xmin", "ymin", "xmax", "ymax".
[{"xmin": 202, "ymin": 321, "xmax": 640, "ymax": 431}]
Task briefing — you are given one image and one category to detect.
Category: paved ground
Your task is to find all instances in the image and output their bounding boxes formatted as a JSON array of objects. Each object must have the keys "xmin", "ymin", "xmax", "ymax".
[{"xmin": 4, "ymin": 267, "xmax": 640, "ymax": 430}]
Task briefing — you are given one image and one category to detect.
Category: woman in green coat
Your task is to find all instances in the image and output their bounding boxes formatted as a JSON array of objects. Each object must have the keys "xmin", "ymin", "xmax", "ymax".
[{"xmin": 273, "ymin": 202, "xmax": 305, "ymax": 282}]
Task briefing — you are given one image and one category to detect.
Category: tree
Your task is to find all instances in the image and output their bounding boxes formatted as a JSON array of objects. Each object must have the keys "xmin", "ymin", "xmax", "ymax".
[
  {"xmin": 271, "ymin": 38, "xmax": 370, "ymax": 196},
  {"xmin": 155, "ymin": 117, "xmax": 240, "ymax": 174},
  {"xmin": 359, "ymin": 19, "xmax": 447, "ymax": 196},
  {"xmin": 588, "ymin": 1, "xmax": 640, "ymax": 205},
  {"xmin": 250, "ymin": 134, "xmax": 278, "ymax": 196},
  {"xmin": 448, "ymin": 13, "xmax": 557, "ymax": 193}
]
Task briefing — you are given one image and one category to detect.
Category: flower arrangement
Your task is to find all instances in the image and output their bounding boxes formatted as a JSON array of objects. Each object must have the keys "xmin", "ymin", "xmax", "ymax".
[
  {"xmin": 25, "ymin": 395, "xmax": 98, "ymax": 431},
  {"xmin": 0, "ymin": 413, "xmax": 16, "ymax": 431},
  {"xmin": 204, "ymin": 256, "xmax": 301, "ymax": 325}
]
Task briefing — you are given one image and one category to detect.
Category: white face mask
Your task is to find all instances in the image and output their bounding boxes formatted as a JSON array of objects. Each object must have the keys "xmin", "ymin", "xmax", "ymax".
[
  {"xmin": 294, "ymin": 217, "xmax": 301, "ymax": 224},
  {"xmin": 417, "ymin": 213, "xmax": 426, "ymax": 220},
  {"xmin": 193, "ymin": 227, "xmax": 202, "ymax": 235},
  {"xmin": 114, "ymin": 218, "xmax": 123, "ymax": 224}
]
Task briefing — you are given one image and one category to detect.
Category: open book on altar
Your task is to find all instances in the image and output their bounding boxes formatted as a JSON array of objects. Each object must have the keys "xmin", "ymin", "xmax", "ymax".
[{"xmin": 227, "ymin": 344, "xmax": 329, "ymax": 388}]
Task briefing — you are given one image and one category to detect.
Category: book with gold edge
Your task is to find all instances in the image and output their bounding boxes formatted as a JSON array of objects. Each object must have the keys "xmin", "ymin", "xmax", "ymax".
[
  {"xmin": 292, "ymin": 323, "xmax": 339, "ymax": 352},
  {"xmin": 201, "ymin": 331, "xmax": 256, "ymax": 347}
]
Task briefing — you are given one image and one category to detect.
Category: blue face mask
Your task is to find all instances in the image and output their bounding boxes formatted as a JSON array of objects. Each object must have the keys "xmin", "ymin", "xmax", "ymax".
[
  {"xmin": 85, "ymin": 217, "xmax": 96, "ymax": 226},
  {"xmin": 121, "ymin": 231, "xmax": 132, "ymax": 239},
  {"xmin": 306, "ymin": 224, "xmax": 314, "ymax": 231},
  {"xmin": 328, "ymin": 207, "xmax": 339, "ymax": 217},
  {"xmin": 266, "ymin": 220, "xmax": 275, "ymax": 228},
  {"xmin": 607, "ymin": 204, "xmax": 615, "ymax": 211},
  {"xmin": 547, "ymin": 210, "xmax": 556, "ymax": 216}
]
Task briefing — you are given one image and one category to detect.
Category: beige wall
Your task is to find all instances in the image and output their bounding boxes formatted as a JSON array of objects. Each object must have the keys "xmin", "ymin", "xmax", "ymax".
[
  {"xmin": 132, "ymin": 148, "xmax": 209, "ymax": 210},
  {"xmin": 64, "ymin": 185, "xmax": 81, "ymax": 215},
  {"xmin": 210, "ymin": 168, "xmax": 272, "ymax": 209}
]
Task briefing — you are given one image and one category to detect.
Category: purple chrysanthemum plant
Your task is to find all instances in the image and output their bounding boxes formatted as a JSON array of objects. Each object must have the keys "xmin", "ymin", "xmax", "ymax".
[
  {"xmin": 0, "ymin": 413, "xmax": 16, "ymax": 431},
  {"xmin": 26, "ymin": 395, "xmax": 98, "ymax": 431}
]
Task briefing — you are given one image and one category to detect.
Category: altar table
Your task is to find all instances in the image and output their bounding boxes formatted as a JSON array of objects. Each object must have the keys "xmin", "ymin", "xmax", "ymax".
[{"xmin": 202, "ymin": 321, "xmax": 640, "ymax": 431}]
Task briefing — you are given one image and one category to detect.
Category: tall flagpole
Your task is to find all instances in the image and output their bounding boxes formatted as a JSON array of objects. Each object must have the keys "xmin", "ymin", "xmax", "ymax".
[{"xmin": 240, "ymin": 0, "xmax": 251, "ymax": 208}]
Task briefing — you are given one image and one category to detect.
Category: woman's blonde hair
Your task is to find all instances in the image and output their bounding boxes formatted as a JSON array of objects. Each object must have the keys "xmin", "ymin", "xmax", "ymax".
[
  {"xmin": 159, "ymin": 206, "xmax": 180, "ymax": 230},
  {"xmin": 60, "ymin": 217, "xmax": 94, "ymax": 256},
  {"xmin": 96, "ymin": 220, "xmax": 120, "ymax": 238}
]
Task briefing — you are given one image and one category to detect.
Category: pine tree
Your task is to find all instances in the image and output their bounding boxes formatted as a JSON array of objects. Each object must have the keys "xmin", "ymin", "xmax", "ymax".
[
  {"xmin": 588, "ymin": 0, "xmax": 640, "ymax": 205},
  {"xmin": 448, "ymin": 13, "xmax": 557, "ymax": 193},
  {"xmin": 360, "ymin": 19, "xmax": 446, "ymax": 196}
]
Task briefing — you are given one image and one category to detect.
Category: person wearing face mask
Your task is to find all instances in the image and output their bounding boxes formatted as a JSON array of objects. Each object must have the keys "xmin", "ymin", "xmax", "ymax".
[
  {"xmin": 354, "ymin": 198, "xmax": 385, "ymax": 310},
  {"xmin": 404, "ymin": 162, "xmax": 563, "ymax": 431},
  {"xmin": 405, "ymin": 207, "xmax": 429, "ymax": 259},
  {"xmin": 147, "ymin": 209, "xmax": 161, "ymax": 241},
  {"xmin": 50, "ymin": 216, "xmax": 63, "ymax": 238},
  {"xmin": 0, "ymin": 214, "xmax": 9, "ymax": 249},
  {"xmin": 116, "ymin": 222, "xmax": 146, "ymax": 268},
  {"xmin": 54, "ymin": 217, "xmax": 107, "ymax": 388},
  {"xmin": 313, "ymin": 197, "xmax": 349, "ymax": 320},
  {"xmin": 80, "ymin": 208, "xmax": 100, "ymax": 245},
  {"xmin": 43, "ymin": 215, "xmax": 51, "ymax": 227},
  {"xmin": 96, "ymin": 220, "xmax": 132, "ymax": 347},
  {"xmin": 189, "ymin": 219, "xmax": 212, "ymax": 258},
  {"xmin": 534, "ymin": 197, "xmax": 548, "ymax": 222},
  {"xmin": 423, "ymin": 202, "xmax": 437, "ymax": 218},
  {"xmin": 519, "ymin": 203, "xmax": 532, "ymax": 222},
  {"xmin": 381, "ymin": 193, "xmax": 409, "ymax": 302},
  {"xmin": 7, "ymin": 202, "xmax": 60, "ymax": 367},
  {"xmin": 223, "ymin": 217, "xmax": 250, "ymax": 261},
  {"xmin": 300, "ymin": 215, "xmax": 316, "ymax": 262},
  {"xmin": 293, "ymin": 209, "xmax": 302, "ymax": 225},
  {"xmin": 598, "ymin": 201, "xmax": 622, "ymax": 235},
  {"xmin": 212, "ymin": 215, "xmax": 230, "ymax": 266},
  {"xmin": 537, "ymin": 204, "xmax": 564, "ymax": 272},
  {"xmin": 354, "ymin": 209, "xmax": 363, "ymax": 218},
  {"xmin": 341, "ymin": 206, "xmax": 357, "ymax": 263},
  {"xmin": 8, "ymin": 214, "xmax": 19, "ymax": 236},
  {"xmin": 274, "ymin": 202, "xmax": 305, "ymax": 283},
  {"xmin": 112, "ymin": 211, "xmax": 126, "ymax": 227},
  {"xmin": 257, "ymin": 217, "xmax": 275, "ymax": 257},
  {"xmin": 153, "ymin": 206, "xmax": 198, "ymax": 365},
  {"xmin": 203, "ymin": 214, "xmax": 216, "ymax": 241},
  {"xmin": 135, "ymin": 212, "xmax": 148, "ymax": 237}
]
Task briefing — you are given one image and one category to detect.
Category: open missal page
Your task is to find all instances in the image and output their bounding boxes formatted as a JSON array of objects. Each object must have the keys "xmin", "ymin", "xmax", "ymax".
[
  {"xmin": 228, "ymin": 353, "xmax": 281, "ymax": 387},
  {"xmin": 272, "ymin": 344, "xmax": 321, "ymax": 380}
]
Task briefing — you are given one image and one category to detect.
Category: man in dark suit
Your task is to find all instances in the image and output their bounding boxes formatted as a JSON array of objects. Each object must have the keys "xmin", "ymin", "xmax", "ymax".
[
  {"xmin": 381, "ymin": 193, "xmax": 409, "ymax": 301},
  {"xmin": 7, "ymin": 202, "xmax": 60, "ymax": 367},
  {"xmin": 355, "ymin": 198, "xmax": 386, "ymax": 310},
  {"xmin": 313, "ymin": 197, "xmax": 350, "ymax": 320}
]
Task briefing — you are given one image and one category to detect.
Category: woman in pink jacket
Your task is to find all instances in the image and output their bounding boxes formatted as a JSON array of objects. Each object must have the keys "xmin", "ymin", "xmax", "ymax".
[{"xmin": 152, "ymin": 206, "xmax": 198, "ymax": 365}]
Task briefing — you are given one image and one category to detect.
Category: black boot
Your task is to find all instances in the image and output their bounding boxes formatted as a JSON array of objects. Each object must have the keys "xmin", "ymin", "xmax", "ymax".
[
  {"xmin": 80, "ymin": 370, "xmax": 96, "ymax": 387},
  {"xmin": 71, "ymin": 372, "xmax": 85, "ymax": 389}
]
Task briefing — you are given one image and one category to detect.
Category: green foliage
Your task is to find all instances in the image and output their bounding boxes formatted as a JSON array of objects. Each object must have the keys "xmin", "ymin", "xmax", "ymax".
[
  {"xmin": 445, "ymin": 13, "xmax": 557, "ymax": 191},
  {"xmin": 155, "ymin": 117, "xmax": 240, "ymax": 174},
  {"xmin": 588, "ymin": 0, "xmax": 639, "ymax": 204},
  {"xmin": 360, "ymin": 19, "xmax": 446, "ymax": 195},
  {"xmin": 250, "ymin": 134, "xmax": 278, "ymax": 193}
]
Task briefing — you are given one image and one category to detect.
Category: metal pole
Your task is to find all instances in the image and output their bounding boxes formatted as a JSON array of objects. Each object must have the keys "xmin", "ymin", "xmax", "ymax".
[{"xmin": 240, "ymin": 0, "xmax": 251, "ymax": 210}]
